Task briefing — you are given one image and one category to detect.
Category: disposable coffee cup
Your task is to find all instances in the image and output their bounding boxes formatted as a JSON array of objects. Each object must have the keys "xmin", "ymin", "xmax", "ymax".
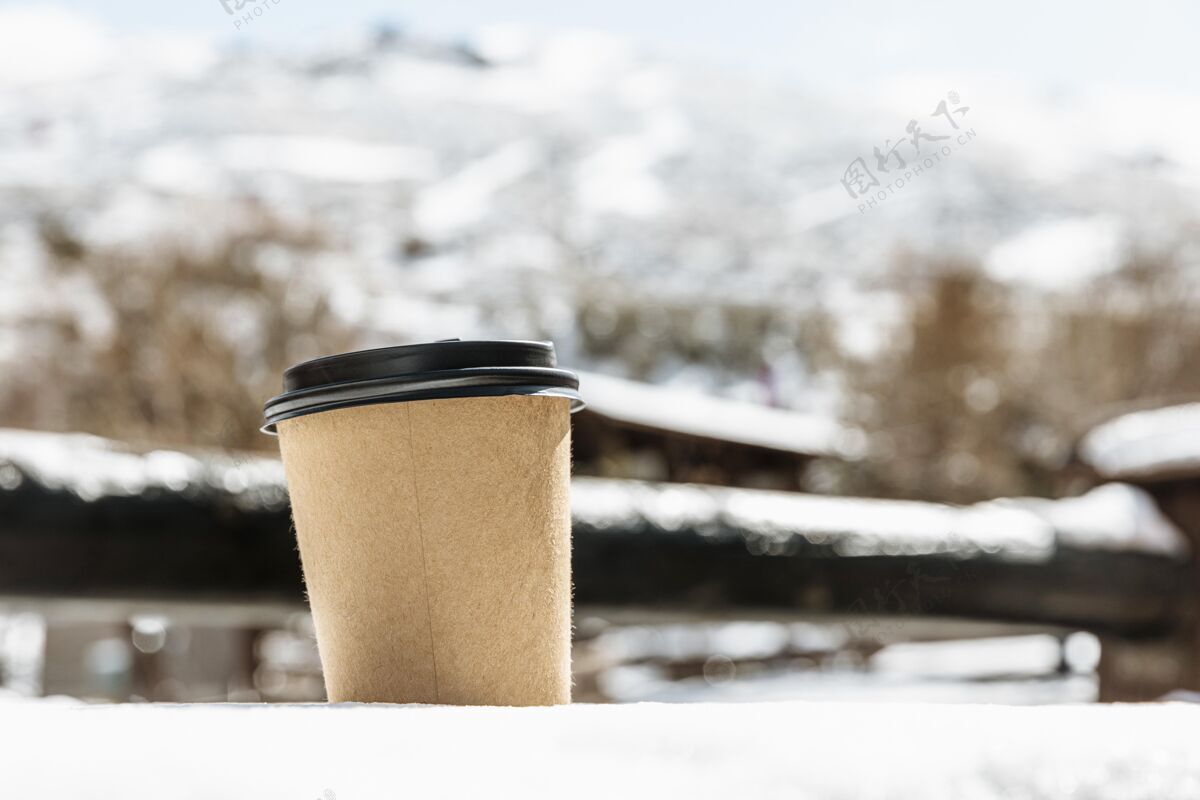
[{"xmin": 263, "ymin": 340, "xmax": 582, "ymax": 705}]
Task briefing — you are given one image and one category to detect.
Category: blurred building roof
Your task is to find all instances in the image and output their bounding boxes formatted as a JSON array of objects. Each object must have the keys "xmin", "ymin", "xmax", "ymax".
[
  {"xmin": 577, "ymin": 371, "xmax": 857, "ymax": 459},
  {"xmin": 1079, "ymin": 403, "xmax": 1200, "ymax": 481}
]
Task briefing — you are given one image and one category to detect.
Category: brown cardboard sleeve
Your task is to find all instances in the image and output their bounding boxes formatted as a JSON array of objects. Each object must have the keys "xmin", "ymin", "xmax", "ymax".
[{"xmin": 277, "ymin": 395, "xmax": 572, "ymax": 705}]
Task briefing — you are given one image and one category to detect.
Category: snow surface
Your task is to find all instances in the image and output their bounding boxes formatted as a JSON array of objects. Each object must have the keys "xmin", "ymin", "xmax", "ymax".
[
  {"xmin": 984, "ymin": 215, "xmax": 1123, "ymax": 290},
  {"xmin": 603, "ymin": 668, "xmax": 1100, "ymax": 706},
  {"xmin": 213, "ymin": 135, "xmax": 437, "ymax": 184},
  {"xmin": 1080, "ymin": 402, "xmax": 1200, "ymax": 481},
  {"xmin": 1, "ymin": 700, "xmax": 1198, "ymax": 799},
  {"xmin": 1004, "ymin": 482, "xmax": 1189, "ymax": 558}
]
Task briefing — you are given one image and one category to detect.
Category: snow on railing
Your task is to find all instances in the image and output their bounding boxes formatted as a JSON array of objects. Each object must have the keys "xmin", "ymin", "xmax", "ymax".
[
  {"xmin": 572, "ymin": 477, "xmax": 1055, "ymax": 561},
  {"xmin": 0, "ymin": 428, "xmax": 287, "ymax": 510},
  {"xmin": 0, "ymin": 428, "xmax": 1185, "ymax": 558}
]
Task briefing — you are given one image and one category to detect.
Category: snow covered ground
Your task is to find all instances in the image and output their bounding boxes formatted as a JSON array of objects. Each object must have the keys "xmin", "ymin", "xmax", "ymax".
[{"xmin": 1, "ymin": 699, "xmax": 1198, "ymax": 798}]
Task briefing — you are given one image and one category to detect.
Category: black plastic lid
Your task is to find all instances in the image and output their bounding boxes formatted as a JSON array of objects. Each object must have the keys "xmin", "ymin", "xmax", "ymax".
[{"xmin": 262, "ymin": 339, "xmax": 583, "ymax": 433}]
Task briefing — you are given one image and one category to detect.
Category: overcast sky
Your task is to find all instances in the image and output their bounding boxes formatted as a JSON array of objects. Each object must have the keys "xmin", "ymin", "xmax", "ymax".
[{"xmin": 12, "ymin": 0, "xmax": 1200, "ymax": 95}]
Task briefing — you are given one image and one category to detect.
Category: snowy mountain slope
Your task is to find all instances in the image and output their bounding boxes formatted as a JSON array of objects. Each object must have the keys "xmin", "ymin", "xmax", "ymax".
[{"xmin": 1, "ymin": 8, "xmax": 1198, "ymax": 405}]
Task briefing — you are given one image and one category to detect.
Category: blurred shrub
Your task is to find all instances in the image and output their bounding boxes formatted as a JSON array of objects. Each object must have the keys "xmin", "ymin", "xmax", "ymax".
[
  {"xmin": 0, "ymin": 206, "xmax": 356, "ymax": 451},
  {"xmin": 834, "ymin": 247, "xmax": 1200, "ymax": 503}
]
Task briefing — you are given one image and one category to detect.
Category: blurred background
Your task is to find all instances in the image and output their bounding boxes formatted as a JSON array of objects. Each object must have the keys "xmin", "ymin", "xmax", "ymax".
[{"xmin": 1, "ymin": 0, "xmax": 1199, "ymax": 705}]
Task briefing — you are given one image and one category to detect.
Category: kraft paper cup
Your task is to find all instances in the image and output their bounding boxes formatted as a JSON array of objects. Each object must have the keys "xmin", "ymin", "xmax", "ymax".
[{"xmin": 263, "ymin": 340, "xmax": 582, "ymax": 705}]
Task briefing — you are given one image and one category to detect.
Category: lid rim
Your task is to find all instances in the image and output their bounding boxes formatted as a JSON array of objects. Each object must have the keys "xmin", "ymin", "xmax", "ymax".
[
  {"xmin": 262, "ymin": 340, "xmax": 582, "ymax": 434},
  {"xmin": 265, "ymin": 365, "xmax": 579, "ymax": 410},
  {"xmin": 262, "ymin": 384, "xmax": 582, "ymax": 434}
]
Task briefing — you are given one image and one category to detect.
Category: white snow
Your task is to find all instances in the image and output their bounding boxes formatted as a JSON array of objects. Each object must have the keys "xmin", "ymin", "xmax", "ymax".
[
  {"xmin": 215, "ymin": 135, "xmax": 436, "ymax": 184},
  {"xmin": 574, "ymin": 112, "xmax": 690, "ymax": 218},
  {"xmin": 871, "ymin": 634, "xmax": 1063, "ymax": 679},
  {"xmin": 1006, "ymin": 482, "xmax": 1189, "ymax": 558},
  {"xmin": 137, "ymin": 141, "xmax": 229, "ymax": 195},
  {"xmin": 574, "ymin": 476, "xmax": 1188, "ymax": 559},
  {"xmin": 0, "ymin": 428, "xmax": 286, "ymax": 509},
  {"xmin": 604, "ymin": 667, "xmax": 1100, "ymax": 706},
  {"xmin": 1080, "ymin": 402, "xmax": 1200, "ymax": 480},
  {"xmin": 984, "ymin": 215, "xmax": 1123, "ymax": 290},
  {"xmin": 468, "ymin": 24, "xmax": 538, "ymax": 65},
  {"xmin": 0, "ymin": 8, "xmax": 115, "ymax": 86},
  {"xmin": 594, "ymin": 621, "xmax": 845, "ymax": 664},
  {"xmin": 597, "ymin": 630, "xmax": 1105, "ymax": 705},
  {"xmin": 572, "ymin": 477, "xmax": 1056, "ymax": 561},
  {"xmin": 788, "ymin": 182, "xmax": 857, "ymax": 231},
  {"xmin": 411, "ymin": 141, "xmax": 537, "ymax": 237},
  {"xmin": 1, "ymin": 700, "xmax": 1198, "ymax": 798},
  {"xmin": 578, "ymin": 370, "xmax": 852, "ymax": 458}
]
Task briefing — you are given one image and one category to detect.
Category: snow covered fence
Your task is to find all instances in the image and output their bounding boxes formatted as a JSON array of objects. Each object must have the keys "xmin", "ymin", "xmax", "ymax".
[
  {"xmin": 0, "ymin": 427, "xmax": 1189, "ymax": 635},
  {"xmin": 0, "ymin": 428, "xmax": 1184, "ymax": 560}
]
